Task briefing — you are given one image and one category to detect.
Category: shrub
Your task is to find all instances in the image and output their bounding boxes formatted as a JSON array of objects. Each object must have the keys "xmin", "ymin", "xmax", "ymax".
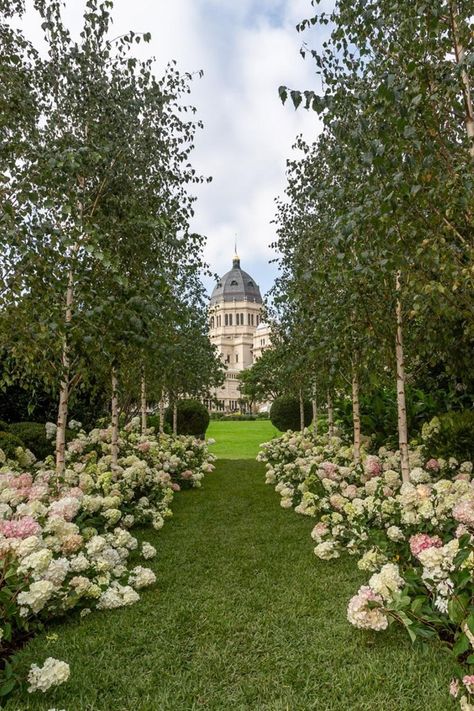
[
  {"xmin": 422, "ymin": 411, "xmax": 474, "ymax": 461},
  {"xmin": 165, "ymin": 400, "xmax": 210, "ymax": 439},
  {"xmin": 147, "ymin": 414, "xmax": 172, "ymax": 435},
  {"xmin": 9, "ymin": 422, "xmax": 54, "ymax": 460},
  {"xmin": 0, "ymin": 430, "xmax": 24, "ymax": 458},
  {"xmin": 0, "ymin": 420, "xmax": 10, "ymax": 432},
  {"xmin": 270, "ymin": 396, "xmax": 312, "ymax": 432}
]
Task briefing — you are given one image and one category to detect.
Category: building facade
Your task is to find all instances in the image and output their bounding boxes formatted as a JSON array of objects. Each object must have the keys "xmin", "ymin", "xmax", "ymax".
[{"xmin": 208, "ymin": 254, "xmax": 270, "ymax": 412}]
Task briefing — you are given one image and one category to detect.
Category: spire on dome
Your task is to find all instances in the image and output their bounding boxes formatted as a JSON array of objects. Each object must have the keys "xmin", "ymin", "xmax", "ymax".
[{"xmin": 232, "ymin": 238, "xmax": 240, "ymax": 268}]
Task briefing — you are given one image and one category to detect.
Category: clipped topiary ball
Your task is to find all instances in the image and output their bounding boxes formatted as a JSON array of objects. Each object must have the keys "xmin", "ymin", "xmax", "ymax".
[
  {"xmin": 9, "ymin": 422, "xmax": 54, "ymax": 460},
  {"xmin": 422, "ymin": 411, "xmax": 474, "ymax": 462},
  {"xmin": 165, "ymin": 400, "xmax": 210, "ymax": 439},
  {"xmin": 270, "ymin": 396, "xmax": 312, "ymax": 432},
  {"xmin": 0, "ymin": 430, "xmax": 25, "ymax": 458}
]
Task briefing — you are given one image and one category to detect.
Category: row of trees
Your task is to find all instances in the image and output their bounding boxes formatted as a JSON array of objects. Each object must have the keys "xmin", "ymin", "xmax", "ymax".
[
  {"xmin": 1, "ymin": 0, "xmax": 224, "ymax": 472},
  {"xmin": 244, "ymin": 0, "xmax": 473, "ymax": 478}
]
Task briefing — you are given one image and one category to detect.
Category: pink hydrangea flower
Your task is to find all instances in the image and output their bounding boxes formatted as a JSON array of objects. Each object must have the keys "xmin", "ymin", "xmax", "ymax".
[
  {"xmin": 311, "ymin": 522, "xmax": 329, "ymax": 541},
  {"xmin": 329, "ymin": 494, "xmax": 344, "ymax": 511},
  {"xmin": 450, "ymin": 679, "xmax": 460, "ymax": 698},
  {"xmin": 454, "ymin": 472, "xmax": 471, "ymax": 482},
  {"xmin": 453, "ymin": 500, "xmax": 474, "ymax": 528},
  {"xmin": 15, "ymin": 473, "xmax": 33, "ymax": 489},
  {"xmin": 137, "ymin": 441, "xmax": 150, "ymax": 453},
  {"xmin": 364, "ymin": 456, "xmax": 382, "ymax": 478},
  {"xmin": 67, "ymin": 487, "xmax": 84, "ymax": 500},
  {"xmin": 425, "ymin": 458, "xmax": 440, "ymax": 472},
  {"xmin": 409, "ymin": 533, "xmax": 443, "ymax": 558},
  {"xmin": 48, "ymin": 496, "xmax": 81, "ymax": 521},
  {"xmin": 181, "ymin": 470, "xmax": 193, "ymax": 480},
  {"xmin": 171, "ymin": 482, "xmax": 181, "ymax": 492},
  {"xmin": 344, "ymin": 485, "xmax": 358, "ymax": 500},
  {"xmin": 0, "ymin": 516, "xmax": 41, "ymax": 539},
  {"xmin": 62, "ymin": 534, "xmax": 83, "ymax": 554},
  {"xmin": 28, "ymin": 485, "xmax": 49, "ymax": 501},
  {"xmin": 321, "ymin": 461, "xmax": 339, "ymax": 481}
]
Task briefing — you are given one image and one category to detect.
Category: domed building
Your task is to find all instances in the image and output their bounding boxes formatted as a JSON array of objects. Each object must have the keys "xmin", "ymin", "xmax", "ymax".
[{"xmin": 208, "ymin": 253, "xmax": 269, "ymax": 412}]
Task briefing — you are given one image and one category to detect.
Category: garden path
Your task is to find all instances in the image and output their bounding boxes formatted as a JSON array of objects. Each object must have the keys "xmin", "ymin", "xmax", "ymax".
[{"xmin": 7, "ymin": 459, "xmax": 455, "ymax": 711}]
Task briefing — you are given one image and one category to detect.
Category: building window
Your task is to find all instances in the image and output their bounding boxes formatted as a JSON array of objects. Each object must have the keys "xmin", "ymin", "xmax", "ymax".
[
  {"xmin": 225, "ymin": 314, "xmax": 228, "ymax": 326},
  {"xmin": 210, "ymin": 317, "xmax": 215, "ymax": 328},
  {"xmin": 236, "ymin": 313, "xmax": 240, "ymax": 325},
  {"xmin": 240, "ymin": 313, "xmax": 244, "ymax": 324},
  {"xmin": 225, "ymin": 354, "xmax": 230, "ymax": 363},
  {"xmin": 251, "ymin": 314, "xmax": 254, "ymax": 326},
  {"xmin": 248, "ymin": 313, "xmax": 251, "ymax": 325},
  {"xmin": 229, "ymin": 314, "xmax": 233, "ymax": 326},
  {"xmin": 236, "ymin": 354, "xmax": 239, "ymax": 363},
  {"xmin": 256, "ymin": 315, "xmax": 260, "ymax": 326}
]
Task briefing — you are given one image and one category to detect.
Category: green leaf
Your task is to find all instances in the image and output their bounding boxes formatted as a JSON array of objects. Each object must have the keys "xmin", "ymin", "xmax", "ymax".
[
  {"xmin": 453, "ymin": 633, "xmax": 470, "ymax": 658},
  {"xmin": 448, "ymin": 595, "xmax": 469, "ymax": 625}
]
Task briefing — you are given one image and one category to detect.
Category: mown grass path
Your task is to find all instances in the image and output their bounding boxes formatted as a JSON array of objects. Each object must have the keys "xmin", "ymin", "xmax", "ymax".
[{"xmin": 8, "ymin": 459, "xmax": 454, "ymax": 711}]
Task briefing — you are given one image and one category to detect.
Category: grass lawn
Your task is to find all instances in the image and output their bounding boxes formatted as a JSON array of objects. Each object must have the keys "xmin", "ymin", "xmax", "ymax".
[
  {"xmin": 207, "ymin": 419, "xmax": 279, "ymax": 458},
  {"xmin": 6, "ymin": 459, "xmax": 455, "ymax": 711}
]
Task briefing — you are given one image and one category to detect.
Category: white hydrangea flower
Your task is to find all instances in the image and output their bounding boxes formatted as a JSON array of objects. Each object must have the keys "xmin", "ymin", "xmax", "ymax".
[
  {"xmin": 45, "ymin": 422, "xmax": 57, "ymax": 440},
  {"xmin": 314, "ymin": 541, "xmax": 340, "ymax": 560},
  {"xmin": 18, "ymin": 580, "xmax": 56, "ymax": 613},
  {"xmin": 27, "ymin": 658, "xmax": 70, "ymax": 693},
  {"xmin": 128, "ymin": 565, "xmax": 156, "ymax": 589},
  {"xmin": 386, "ymin": 526, "xmax": 405, "ymax": 542},
  {"xmin": 141, "ymin": 541, "xmax": 156, "ymax": 559},
  {"xmin": 369, "ymin": 563, "xmax": 404, "ymax": 602},
  {"xmin": 96, "ymin": 582, "xmax": 140, "ymax": 609}
]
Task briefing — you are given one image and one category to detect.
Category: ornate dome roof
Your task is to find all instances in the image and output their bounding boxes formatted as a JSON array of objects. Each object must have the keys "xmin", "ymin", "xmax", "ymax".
[{"xmin": 210, "ymin": 255, "xmax": 262, "ymax": 305}]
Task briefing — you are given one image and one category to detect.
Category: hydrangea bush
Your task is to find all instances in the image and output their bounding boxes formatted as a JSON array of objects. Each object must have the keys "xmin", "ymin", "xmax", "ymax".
[
  {"xmin": 258, "ymin": 420, "xmax": 474, "ymax": 710},
  {"xmin": 0, "ymin": 420, "xmax": 215, "ymax": 701}
]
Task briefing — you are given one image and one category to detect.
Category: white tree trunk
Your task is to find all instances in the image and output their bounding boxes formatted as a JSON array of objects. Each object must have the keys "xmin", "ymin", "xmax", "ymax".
[
  {"xmin": 395, "ymin": 272, "xmax": 410, "ymax": 482},
  {"xmin": 140, "ymin": 372, "xmax": 147, "ymax": 434},
  {"xmin": 312, "ymin": 393, "xmax": 318, "ymax": 437},
  {"xmin": 327, "ymin": 390, "xmax": 334, "ymax": 438},
  {"xmin": 159, "ymin": 392, "xmax": 165, "ymax": 435},
  {"xmin": 299, "ymin": 390, "xmax": 305, "ymax": 432},
  {"xmin": 55, "ymin": 267, "xmax": 74, "ymax": 475},
  {"xmin": 352, "ymin": 369, "xmax": 361, "ymax": 464},
  {"xmin": 111, "ymin": 367, "xmax": 119, "ymax": 467},
  {"xmin": 172, "ymin": 401, "xmax": 178, "ymax": 436},
  {"xmin": 450, "ymin": 2, "xmax": 474, "ymax": 158}
]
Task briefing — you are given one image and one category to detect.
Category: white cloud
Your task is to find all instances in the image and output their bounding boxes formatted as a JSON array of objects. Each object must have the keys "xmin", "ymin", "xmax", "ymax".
[{"xmin": 19, "ymin": 0, "xmax": 328, "ymax": 296}]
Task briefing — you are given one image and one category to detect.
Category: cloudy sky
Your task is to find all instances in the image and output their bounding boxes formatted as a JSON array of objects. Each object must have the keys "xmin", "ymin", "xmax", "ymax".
[{"xmin": 21, "ymin": 0, "xmax": 329, "ymax": 297}]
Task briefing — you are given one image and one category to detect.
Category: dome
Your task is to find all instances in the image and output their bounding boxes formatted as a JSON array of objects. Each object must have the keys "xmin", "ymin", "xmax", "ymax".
[{"xmin": 210, "ymin": 256, "xmax": 262, "ymax": 305}]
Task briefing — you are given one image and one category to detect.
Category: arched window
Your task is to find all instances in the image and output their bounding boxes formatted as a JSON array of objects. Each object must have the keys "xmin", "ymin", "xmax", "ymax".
[
  {"xmin": 240, "ymin": 313, "xmax": 244, "ymax": 324},
  {"xmin": 229, "ymin": 314, "xmax": 233, "ymax": 326},
  {"xmin": 247, "ymin": 313, "xmax": 251, "ymax": 325},
  {"xmin": 210, "ymin": 317, "xmax": 215, "ymax": 328},
  {"xmin": 230, "ymin": 279, "xmax": 238, "ymax": 286},
  {"xmin": 225, "ymin": 314, "xmax": 228, "ymax": 326},
  {"xmin": 248, "ymin": 280, "xmax": 254, "ymax": 287},
  {"xmin": 251, "ymin": 314, "xmax": 254, "ymax": 326},
  {"xmin": 236, "ymin": 313, "xmax": 240, "ymax": 325}
]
